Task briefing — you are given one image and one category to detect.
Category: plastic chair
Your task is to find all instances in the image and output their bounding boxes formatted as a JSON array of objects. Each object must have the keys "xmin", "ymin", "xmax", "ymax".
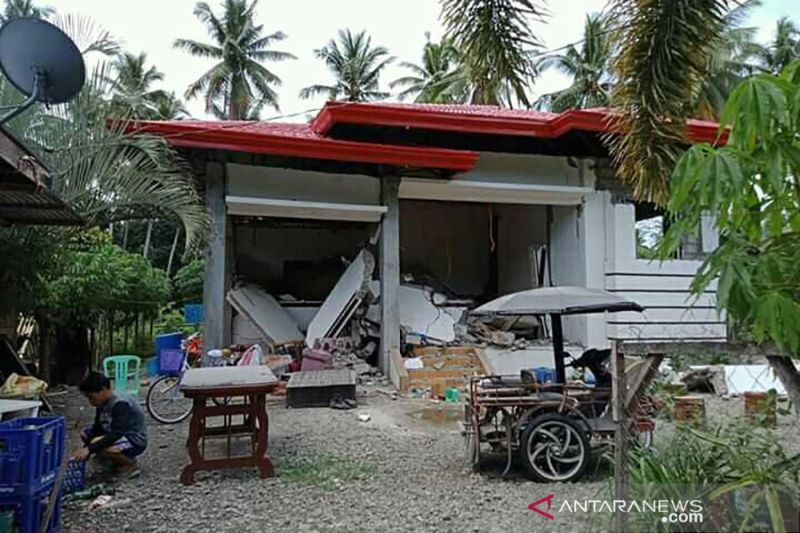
[{"xmin": 102, "ymin": 355, "xmax": 142, "ymax": 398}]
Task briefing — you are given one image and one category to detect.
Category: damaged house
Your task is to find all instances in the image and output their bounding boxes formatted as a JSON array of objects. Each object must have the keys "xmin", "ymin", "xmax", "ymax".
[{"xmin": 129, "ymin": 103, "xmax": 726, "ymax": 379}]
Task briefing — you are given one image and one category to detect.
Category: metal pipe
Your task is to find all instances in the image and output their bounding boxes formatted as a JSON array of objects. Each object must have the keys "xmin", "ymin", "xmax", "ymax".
[{"xmin": 551, "ymin": 313, "xmax": 566, "ymax": 383}]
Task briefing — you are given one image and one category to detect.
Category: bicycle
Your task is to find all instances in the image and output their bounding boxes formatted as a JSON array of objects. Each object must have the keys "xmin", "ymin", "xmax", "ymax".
[
  {"xmin": 146, "ymin": 347, "xmax": 237, "ymax": 424},
  {"xmin": 146, "ymin": 353, "xmax": 194, "ymax": 424}
]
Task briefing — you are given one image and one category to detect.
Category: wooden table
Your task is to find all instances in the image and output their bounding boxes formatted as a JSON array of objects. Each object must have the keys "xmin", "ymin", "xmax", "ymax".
[{"xmin": 179, "ymin": 366, "xmax": 279, "ymax": 485}]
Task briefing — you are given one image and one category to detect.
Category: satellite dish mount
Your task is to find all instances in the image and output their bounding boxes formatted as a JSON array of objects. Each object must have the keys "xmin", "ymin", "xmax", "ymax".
[{"xmin": 0, "ymin": 17, "xmax": 86, "ymax": 125}]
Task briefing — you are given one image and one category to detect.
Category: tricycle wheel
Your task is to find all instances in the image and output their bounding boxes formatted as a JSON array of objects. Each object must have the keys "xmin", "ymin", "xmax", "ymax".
[{"xmin": 519, "ymin": 413, "xmax": 589, "ymax": 482}]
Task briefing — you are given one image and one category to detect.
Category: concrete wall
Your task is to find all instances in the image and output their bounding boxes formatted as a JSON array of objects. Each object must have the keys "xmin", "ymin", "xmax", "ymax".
[
  {"xmin": 234, "ymin": 223, "xmax": 375, "ymax": 299},
  {"xmin": 604, "ymin": 201, "xmax": 726, "ymax": 342},
  {"xmin": 399, "ymin": 200, "xmax": 491, "ymax": 296},
  {"xmin": 227, "ymin": 164, "xmax": 381, "ymax": 205},
  {"xmin": 497, "ymin": 205, "xmax": 548, "ymax": 293},
  {"xmin": 462, "ymin": 153, "xmax": 586, "ymax": 187}
]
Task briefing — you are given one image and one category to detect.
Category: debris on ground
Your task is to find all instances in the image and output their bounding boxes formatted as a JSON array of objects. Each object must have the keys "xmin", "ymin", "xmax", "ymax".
[{"xmin": 357, "ymin": 413, "xmax": 371, "ymax": 422}]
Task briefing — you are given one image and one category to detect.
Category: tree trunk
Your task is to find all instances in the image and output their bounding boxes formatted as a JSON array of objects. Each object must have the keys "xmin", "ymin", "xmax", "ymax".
[
  {"xmin": 122, "ymin": 222, "xmax": 129, "ymax": 250},
  {"xmin": 166, "ymin": 226, "xmax": 180, "ymax": 275},
  {"xmin": 767, "ymin": 355, "xmax": 800, "ymax": 415},
  {"xmin": 54, "ymin": 325, "xmax": 91, "ymax": 385},
  {"xmin": 37, "ymin": 316, "xmax": 51, "ymax": 383},
  {"xmin": 143, "ymin": 220, "xmax": 153, "ymax": 259}
]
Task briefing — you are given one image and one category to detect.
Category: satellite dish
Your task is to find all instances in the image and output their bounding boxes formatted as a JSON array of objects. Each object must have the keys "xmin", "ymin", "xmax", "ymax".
[{"xmin": 0, "ymin": 17, "xmax": 85, "ymax": 124}]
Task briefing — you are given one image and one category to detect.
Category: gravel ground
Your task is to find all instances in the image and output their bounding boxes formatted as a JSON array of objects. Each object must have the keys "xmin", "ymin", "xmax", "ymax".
[
  {"xmin": 56, "ymin": 386, "xmax": 800, "ymax": 533},
  {"xmin": 58, "ymin": 385, "xmax": 607, "ymax": 533}
]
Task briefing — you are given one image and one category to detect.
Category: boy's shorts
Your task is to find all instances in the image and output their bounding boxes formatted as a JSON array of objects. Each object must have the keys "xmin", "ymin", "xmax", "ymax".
[{"xmin": 81, "ymin": 426, "xmax": 146, "ymax": 459}]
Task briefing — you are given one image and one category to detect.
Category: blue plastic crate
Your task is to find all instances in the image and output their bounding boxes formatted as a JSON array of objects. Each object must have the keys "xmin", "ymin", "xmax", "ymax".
[
  {"xmin": 158, "ymin": 349, "xmax": 185, "ymax": 377},
  {"xmin": 154, "ymin": 333, "xmax": 183, "ymax": 373},
  {"xmin": 61, "ymin": 460, "xmax": 85, "ymax": 496},
  {"xmin": 0, "ymin": 484, "xmax": 61, "ymax": 533},
  {"xmin": 0, "ymin": 417, "xmax": 65, "ymax": 497},
  {"xmin": 183, "ymin": 304, "xmax": 203, "ymax": 325}
]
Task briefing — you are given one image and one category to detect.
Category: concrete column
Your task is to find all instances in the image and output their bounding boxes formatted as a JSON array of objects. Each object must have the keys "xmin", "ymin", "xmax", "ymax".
[
  {"xmin": 202, "ymin": 161, "xmax": 231, "ymax": 351},
  {"xmin": 379, "ymin": 176, "xmax": 401, "ymax": 373}
]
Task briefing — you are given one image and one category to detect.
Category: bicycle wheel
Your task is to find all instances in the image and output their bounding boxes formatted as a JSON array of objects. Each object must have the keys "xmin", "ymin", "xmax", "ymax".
[{"xmin": 146, "ymin": 375, "xmax": 192, "ymax": 424}]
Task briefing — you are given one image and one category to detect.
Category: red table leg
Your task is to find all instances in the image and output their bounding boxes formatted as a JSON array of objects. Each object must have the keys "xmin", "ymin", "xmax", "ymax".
[
  {"xmin": 253, "ymin": 394, "xmax": 274, "ymax": 478},
  {"xmin": 180, "ymin": 396, "xmax": 206, "ymax": 485}
]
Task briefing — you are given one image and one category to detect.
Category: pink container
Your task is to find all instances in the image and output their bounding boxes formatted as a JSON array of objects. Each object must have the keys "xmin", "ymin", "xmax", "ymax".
[{"xmin": 301, "ymin": 349, "xmax": 333, "ymax": 371}]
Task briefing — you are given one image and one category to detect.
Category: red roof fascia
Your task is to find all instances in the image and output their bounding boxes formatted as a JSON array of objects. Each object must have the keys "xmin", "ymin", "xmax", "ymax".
[
  {"xmin": 122, "ymin": 120, "xmax": 479, "ymax": 172},
  {"xmin": 311, "ymin": 102, "xmax": 554, "ymax": 137},
  {"xmin": 311, "ymin": 102, "xmax": 727, "ymax": 145}
]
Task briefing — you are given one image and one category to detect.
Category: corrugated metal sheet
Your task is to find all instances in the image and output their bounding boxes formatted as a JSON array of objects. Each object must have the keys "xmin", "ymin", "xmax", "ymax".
[{"xmin": 0, "ymin": 127, "xmax": 83, "ymax": 226}]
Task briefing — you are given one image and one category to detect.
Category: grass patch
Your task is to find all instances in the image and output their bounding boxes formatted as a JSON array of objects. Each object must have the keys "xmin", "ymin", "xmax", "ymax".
[{"xmin": 276, "ymin": 453, "xmax": 376, "ymax": 490}]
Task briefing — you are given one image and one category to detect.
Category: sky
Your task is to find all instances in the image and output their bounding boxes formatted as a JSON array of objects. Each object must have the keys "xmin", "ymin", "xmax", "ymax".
[{"xmin": 49, "ymin": 0, "xmax": 800, "ymax": 122}]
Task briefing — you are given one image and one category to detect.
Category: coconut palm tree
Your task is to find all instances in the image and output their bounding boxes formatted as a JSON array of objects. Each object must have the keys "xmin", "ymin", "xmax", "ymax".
[
  {"xmin": 695, "ymin": 0, "xmax": 765, "ymax": 120},
  {"xmin": 760, "ymin": 17, "xmax": 800, "ymax": 74},
  {"xmin": 0, "ymin": 0, "xmax": 53, "ymax": 23},
  {"xmin": 606, "ymin": 0, "xmax": 733, "ymax": 204},
  {"xmin": 151, "ymin": 92, "xmax": 190, "ymax": 120},
  {"xmin": 109, "ymin": 52, "xmax": 168, "ymax": 119},
  {"xmin": 535, "ymin": 13, "xmax": 613, "ymax": 112},
  {"xmin": 300, "ymin": 29, "xmax": 393, "ymax": 102},
  {"xmin": 174, "ymin": 0, "xmax": 295, "ymax": 119},
  {"xmin": 390, "ymin": 34, "xmax": 468, "ymax": 104},
  {"xmin": 440, "ymin": 0, "xmax": 545, "ymax": 106}
]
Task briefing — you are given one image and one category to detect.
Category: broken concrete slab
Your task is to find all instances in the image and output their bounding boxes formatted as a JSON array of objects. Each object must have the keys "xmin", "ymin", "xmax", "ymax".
[
  {"xmin": 305, "ymin": 250, "xmax": 375, "ymax": 347},
  {"xmin": 228, "ymin": 285, "xmax": 304, "ymax": 345},
  {"xmin": 368, "ymin": 282, "xmax": 458, "ymax": 343},
  {"xmin": 398, "ymin": 285, "xmax": 457, "ymax": 343},
  {"xmin": 724, "ymin": 364, "xmax": 787, "ymax": 395}
]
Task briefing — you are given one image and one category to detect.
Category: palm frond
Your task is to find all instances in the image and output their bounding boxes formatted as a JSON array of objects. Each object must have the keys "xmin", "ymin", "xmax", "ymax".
[
  {"xmin": 173, "ymin": 39, "xmax": 223, "ymax": 59},
  {"xmin": 607, "ymin": 0, "xmax": 731, "ymax": 204},
  {"xmin": 52, "ymin": 13, "xmax": 119, "ymax": 56},
  {"xmin": 441, "ymin": 0, "xmax": 546, "ymax": 106}
]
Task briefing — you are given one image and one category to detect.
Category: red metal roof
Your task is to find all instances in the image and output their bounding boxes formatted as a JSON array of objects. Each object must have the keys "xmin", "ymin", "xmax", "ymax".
[
  {"xmin": 311, "ymin": 102, "xmax": 727, "ymax": 144},
  {"xmin": 124, "ymin": 103, "xmax": 726, "ymax": 175},
  {"xmin": 123, "ymin": 119, "xmax": 479, "ymax": 172}
]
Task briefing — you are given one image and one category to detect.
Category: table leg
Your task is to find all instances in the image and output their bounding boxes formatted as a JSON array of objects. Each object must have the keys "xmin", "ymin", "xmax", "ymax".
[
  {"xmin": 253, "ymin": 394, "xmax": 274, "ymax": 478},
  {"xmin": 180, "ymin": 396, "xmax": 205, "ymax": 485}
]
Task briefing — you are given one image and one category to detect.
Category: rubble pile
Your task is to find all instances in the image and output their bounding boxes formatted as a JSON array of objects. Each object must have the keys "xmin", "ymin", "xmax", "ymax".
[{"xmin": 227, "ymin": 248, "xmax": 551, "ymax": 385}]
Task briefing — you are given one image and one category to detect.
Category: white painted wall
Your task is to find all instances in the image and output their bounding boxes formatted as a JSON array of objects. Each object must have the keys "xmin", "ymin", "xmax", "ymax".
[
  {"xmin": 461, "ymin": 152, "xmax": 585, "ymax": 187},
  {"xmin": 227, "ymin": 164, "xmax": 381, "ymax": 205},
  {"xmin": 497, "ymin": 205, "xmax": 548, "ymax": 293},
  {"xmin": 603, "ymin": 201, "xmax": 726, "ymax": 342}
]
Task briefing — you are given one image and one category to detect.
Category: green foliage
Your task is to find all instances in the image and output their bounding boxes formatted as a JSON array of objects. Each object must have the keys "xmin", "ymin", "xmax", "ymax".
[
  {"xmin": 109, "ymin": 52, "xmax": 186, "ymax": 120},
  {"xmin": 154, "ymin": 307, "xmax": 200, "ymax": 336},
  {"xmin": 440, "ymin": 0, "xmax": 543, "ymax": 106},
  {"xmin": 300, "ymin": 29, "xmax": 393, "ymax": 102},
  {"xmin": 626, "ymin": 421, "xmax": 800, "ymax": 532},
  {"xmin": 661, "ymin": 63, "xmax": 800, "ymax": 355},
  {"xmin": 607, "ymin": 0, "xmax": 731, "ymax": 204},
  {"xmin": 276, "ymin": 453, "xmax": 376, "ymax": 490},
  {"xmin": 48, "ymin": 231, "xmax": 170, "ymax": 326},
  {"xmin": 391, "ymin": 34, "xmax": 468, "ymax": 104},
  {"xmin": 0, "ymin": 227, "xmax": 64, "ymax": 315},
  {"xmin": 0, "ymin": 0, "xmax": 53, "ymax": 24},
  {"xmin": 172, "ymin": 259, "xmax": 204, "ymax": 303},
  {"xmin": 174, "ymin": 0, "xmax": 295, "ymax": 118},
  {"xmin": 535, "ymin": 13, "xmax": 613, "ymax": 112}
]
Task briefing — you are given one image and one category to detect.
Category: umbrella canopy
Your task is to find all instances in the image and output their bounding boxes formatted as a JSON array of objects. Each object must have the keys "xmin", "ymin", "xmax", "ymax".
[{"xmin": 472, "ymin": 286, "xmax": 643, "ymax": 316}]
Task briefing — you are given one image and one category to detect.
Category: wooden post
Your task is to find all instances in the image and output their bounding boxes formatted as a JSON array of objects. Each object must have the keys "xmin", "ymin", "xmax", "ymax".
[
  {"xmin": 551, "ymin": 314, "xmax": 566, "ymax": 383},
  {"xmin": 612, "ymin": 340, "xmax": 629, "ymax": 533}
]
